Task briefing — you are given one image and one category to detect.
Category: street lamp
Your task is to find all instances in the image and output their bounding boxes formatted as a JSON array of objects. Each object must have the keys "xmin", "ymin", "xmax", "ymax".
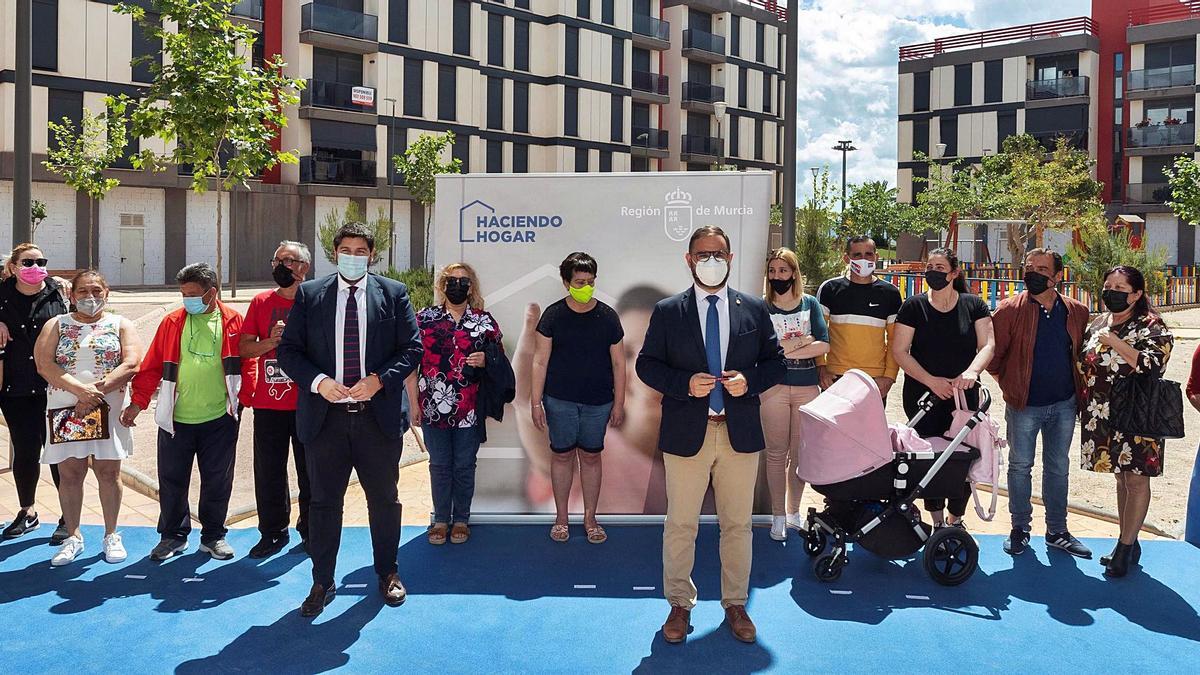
[
  {"xmin": 832, "ymin": 139, "xmax": 857, "ymax": 214},
  {"xmin": 934, "ymin": 142, "xmax": 947, "ymax": 159},
  {"xmin": 384, "ymin": 97, "xmax": 397, "ymax": 271},
  {"xmin": 713, "ymin": 100, "xmax": 728, "ymax": 169},
  {"xmin": 809, "ymin": 166, "xmax": 819, "ymax": 202}
]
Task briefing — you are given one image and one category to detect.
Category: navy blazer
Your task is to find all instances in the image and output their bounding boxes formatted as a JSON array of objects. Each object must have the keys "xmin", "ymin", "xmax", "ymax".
[
  {"xmin": 636, "ymin": 286, "xmax": 785, "ymax": 457},
  {"xmin": 276, "ymin": 273, "xmax": 423, "ymax": 444}
]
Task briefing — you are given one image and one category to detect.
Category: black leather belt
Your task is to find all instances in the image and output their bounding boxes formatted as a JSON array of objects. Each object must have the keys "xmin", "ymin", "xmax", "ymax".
[
  {"xmin": 708, "ymin": 414, "xmax": 727, "ymax": 423},
  {"xmin": 331, "ymin": 401, "xmax": 369, "ymax": 413}
]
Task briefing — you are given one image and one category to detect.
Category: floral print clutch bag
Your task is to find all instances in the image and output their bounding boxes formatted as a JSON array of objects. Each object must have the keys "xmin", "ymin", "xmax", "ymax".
[{"xmin": 47, "ymin": 402, "xmax": 111, "ymax": 445}]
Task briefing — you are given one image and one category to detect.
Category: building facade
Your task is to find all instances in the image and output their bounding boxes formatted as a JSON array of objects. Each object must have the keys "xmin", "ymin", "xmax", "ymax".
[
  {"xmin": 896, "ymin": 0, "xmax": 1200, "ymax": 265},
  {"xmin": 0, "ymin": 0, "xmax": 787, "ymax": 284}
]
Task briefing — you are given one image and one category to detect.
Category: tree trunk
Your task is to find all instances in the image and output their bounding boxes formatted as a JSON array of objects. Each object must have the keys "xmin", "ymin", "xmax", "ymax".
[
  {"xmin": 215, "ymin": 185, "xmax": 224, "ymax": 298},
  {"xmin": 89, "ymin": 200, "xmax": 95, "ymax": 269},
  {"xmin": 424, "ymin": 206, "xmax": 433, "ymax": 270},
  {"xmin": 1006, "ymin": 222, "xmax": 1023, "ymax": 264}
]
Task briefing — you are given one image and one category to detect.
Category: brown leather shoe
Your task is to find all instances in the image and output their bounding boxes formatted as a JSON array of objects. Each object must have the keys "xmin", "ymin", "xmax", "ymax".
[
  {"xmin": 300, "ymin": 583, "xmax": 335, "ymax": 617},
  {"xmin": 450, "ymin": 522, "xmax": 471, "ymax": 544},
  {"xmin": 379, "ymin": 572, "xmax": 407, "ymax": 607},
  {"xmin": 661, "ymin": 606, "xmax": 691, "ymax": 644},
  {"xmin": 724, "ymin": 605, "xmax": 756, "ymax": 643}
]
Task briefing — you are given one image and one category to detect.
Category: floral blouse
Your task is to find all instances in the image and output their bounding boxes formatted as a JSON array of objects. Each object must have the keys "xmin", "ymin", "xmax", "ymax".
[{"xmin": 415, "ymin": 305, "xmax": 503, "ymax": 429}]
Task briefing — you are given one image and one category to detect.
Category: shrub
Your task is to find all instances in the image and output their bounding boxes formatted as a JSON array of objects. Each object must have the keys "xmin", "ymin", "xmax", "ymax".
[{"xmin": 382, "ymin": 266, "xmax": 434, "ymax": 311}]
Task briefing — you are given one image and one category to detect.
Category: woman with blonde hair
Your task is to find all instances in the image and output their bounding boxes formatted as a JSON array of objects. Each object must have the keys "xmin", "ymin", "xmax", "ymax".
[
  {"xmin": 404, "ymin": 263, "xmax": 502, "ymax": 545},
  {"xmin": 761, "ymin": 248, "xmax": 829, "ymax": 541}
]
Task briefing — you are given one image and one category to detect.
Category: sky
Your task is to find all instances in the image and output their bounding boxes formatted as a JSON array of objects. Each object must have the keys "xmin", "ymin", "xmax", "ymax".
[{"xmin": 791, "ymin": 0, "xmax": 1092, "ymax": 201}]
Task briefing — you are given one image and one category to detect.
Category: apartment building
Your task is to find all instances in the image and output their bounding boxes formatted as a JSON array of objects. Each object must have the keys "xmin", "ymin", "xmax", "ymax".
[{"xmin": 0, "ymin": 0, "xmax": 789, "ymax": 284}]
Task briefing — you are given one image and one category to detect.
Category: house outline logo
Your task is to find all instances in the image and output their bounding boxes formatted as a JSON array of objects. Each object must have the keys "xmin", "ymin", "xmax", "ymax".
[
  {"xmin": 663, "ymin": 187, "xmax": 693, "ymax": 242},
  {"xmin": 459, "ymin": 199, "xmax": 495, "ymax": 243}
]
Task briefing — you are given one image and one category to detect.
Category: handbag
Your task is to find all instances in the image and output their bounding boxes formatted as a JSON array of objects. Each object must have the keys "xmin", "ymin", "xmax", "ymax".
[
  {"xmin": 946, "ymin": 388, "xmax": 1004, "ymax": 522},
  {"xmin": 1109, "ymin": 373, "xmax": 1185, "ymax": 439},
  {"xmin": 47, "ymin": 401, "xmax": 111, "ymax": 445}
]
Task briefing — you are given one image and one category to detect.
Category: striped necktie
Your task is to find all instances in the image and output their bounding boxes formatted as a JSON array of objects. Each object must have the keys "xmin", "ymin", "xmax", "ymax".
[{"xmin": 343, "ymin": 285, "xmax": 361, "ymax": 386}]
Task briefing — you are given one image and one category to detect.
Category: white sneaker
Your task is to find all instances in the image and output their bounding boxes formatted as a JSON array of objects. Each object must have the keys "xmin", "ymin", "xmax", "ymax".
[
  {"xmin": 786, "ymin": 512, "xmax": 808, "ymax": 532},
  {"xmin": 103, "ymin": 533, "xmax": 127, "ymax": 564},
  {"xmin": 51, "ymin": 535, "xmax": 84, "ymax": 566},
  {"xmin": 769, "ymin": 515, "xmax": 788, "ymax": 541}
]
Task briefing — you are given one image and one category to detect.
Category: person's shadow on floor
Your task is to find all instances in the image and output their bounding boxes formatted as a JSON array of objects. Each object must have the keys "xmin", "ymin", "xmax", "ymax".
[{"xmin": 633, "ymin": 624, "xmax": 774, "ymax": 675}]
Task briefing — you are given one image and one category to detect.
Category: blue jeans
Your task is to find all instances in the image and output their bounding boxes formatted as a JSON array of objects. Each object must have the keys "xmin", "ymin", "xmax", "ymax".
[
  {"xmin": 422, "ymin": 425, "xmax": 481, "ymax": 524},
  {"xmin": 1005, "ymin": 398, "xmax": 1077, "ymax": 533},
  {"xmin": 543, "ymin": 395, "xmax": 613, "ymax": 453},
  {"xmin": 1186, "ymin": 442, "xmax": 1200, "ymax": 547}
]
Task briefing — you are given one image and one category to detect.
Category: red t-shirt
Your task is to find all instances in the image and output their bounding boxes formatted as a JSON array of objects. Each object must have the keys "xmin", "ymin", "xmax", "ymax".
[
  {"xmin": 1188, "ymin": 342, "xmax": 1200, "ymax": 398},
  {"xmin": 241, "ymin": 289, "xmax": 298, "ymax": 410}
]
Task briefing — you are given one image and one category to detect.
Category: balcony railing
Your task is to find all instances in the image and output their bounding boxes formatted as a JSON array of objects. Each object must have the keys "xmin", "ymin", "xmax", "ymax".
[
  {"xmin": 1128, "ymin": 122, "xmax": 1196, "ymax": 148},
  {"xmin": 229, "ymin": 0, "xmax": 263, "ymax": 20},
  {"xmin": 632, "ymin": 127, "xmax": 669, "ymax": 150},
  {"xmin": 900, "ymin": 17, "xmax": 1096, "ymax": 60},
  {"xmin": 1126, "ymin": 64, "xmax": 1196, "ymax": 92},
  {"xmin": 632, "ymin": 14, "xmax": 670, "ymax": 42},
  {"xmin": 1129, "ymin": 1, "xmax": 1200, "ymax": 26},
  {"xmin": 1126, "ymin": 182, "xmax": 1172, "ymax": 204},
  {"xmin": 300, "ymin": 2, "xmax": 378, "ymax": 41},
  {"xmin": 632, "ymin": 70, "xmax": 669, "ymax": 96},
  {"xmin": 681, "ymin": 134, "xmax": 721, "ymax": 157},
  {"xmin": 302, "ymin": 79, "xmax": 376, "ymax": 113},
  {"xmin": 1029, "ymin": 129, "xmax": 1088, "ymax": 152},
  {"xmin": 300, "ymin": 156, "xmax": 377, "ymax": 186},
  {"xmin": 1026, "ymin": 76, "xmax": 1089, "ymax": 100},
  {"xmin": 683, "ymin": 29, "xmax": 726, "ymax": 56},
  {"xmin": 683, "ymin": 82, "xmax": 725, "ymax": 103}
]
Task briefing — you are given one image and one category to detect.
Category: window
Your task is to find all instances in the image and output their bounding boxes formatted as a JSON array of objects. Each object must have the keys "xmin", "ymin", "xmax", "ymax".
[
  {"xmin": 599, "ymin": 150, "xmax": 613, "ymax": 172},
  {"xmin": 132, "ymin": 12, "xmax": 162, "ymax": 83},
  {"xmin": 453, "ymin": 0, "xmax": 471, "ymax": 56},
  {"xmin": 939, "ymin": 116, "xmax": 958, "ymax": 156},
  {"xmin": 912, "ymin": 119, "xmax": 929, "ymax": 156},
  {"xmin": 632, "ymin": 156, "xmax": 649, "ymax": 172},
  {"xmin": 386, "ymin": 121, "xmax": 406, "ymax": 184},
  {"xmin": 487, "ymin": 77, "xmax": 503, "ymax": 129},
  {"xmin": 313, "ymin": 48, "xmax": 362, "ymax": 85},
  {"xmin": 911, "ymin": 164, "xmax": 928, "ymax": 203},
  {"xmin": 388, "ymin": 0, "xmax": 408, "ymax": 44},
  {"xmin": 953, "ymin": 64, "xmax": 972, "ymax": 107},
  {"xmin": 602, "ymin": 0, "xmax": 614, "ymax": 25},
  {"xmin": 438, "ymin": 65, "xmax": 456, "ymax": 121},
  {"xmin": 486, "ymin": 140, "xmax": 503, "ymax": 173},
  {"xmin": 730, "ymin": 17, "xmax": 740, "ymax": 57},
  {"xmin": 566, "ymin": 27, "xmax": 579, "ymax": 76},
  {"xmin": 453, "ymin": 134, "xmax": 470, "ymax": 173},
  {"xmin": 997, "ymin": 110, "xmax": 1016, "ymax": 147},
  {"xmin": 913, "ymin": 71, "xmax": 930, "ymax": 112},
  {"xmin": 756, "ymin": 22, "xmax": 765, "ymax": 64},
  {"xmin": 515, "ymin": 20, "xmax": 530, "ymax": 71},
  {"xmin": 738, "ymin": 68, "xmax": 748, "ymax": 108},
  {"xmin": 577, "ymin": 0, "xmax": 589, "ymax": 19},
  {"xmin": 755, "ymin": 119, "xmax": 764, "ymax": 160},
  {"xmin": 611, "ymin": 94, "xmax": 624, "ymax": 143},
  {"xmin": 565, "ymin": 86, "xmax": 578, "ymax": 136},
  {"xmin": 46, "ymin": 89, "xmax": 82, "ymax": 153},
  {"xmin": 984, "ymin": 59, "xmax": 1003, "ymax": 103},
  {"xmin": 728, "ymin": 114, "xmax": 739, "ymax": 157},
  {"xmin": 575, "ymin": 147, "xmax": 590, "ymax": 172},
  {"xmin": 612, "ymin": 38, "xmax": 624, "ymax": 85},
  {"xmin": 32, "ymin": 0, "xmax": 57, "ymax": 71},
  {"xmin": 513, "ymin": 143, "xmax": 528, "ymax": 173},
  {"xmin": 1145, "ymin": 39, "xmax": 1195, "ymax": 69},
  {"xmin": 488, "ymin": 12, "xmax": 504, "ymax": 66},
  {"xmin": 762, "ymin": 73, "xmax": 771, "ymax": 113},
  {"xmin": 403, "ymin": 58, "xmax": 423, "ymax": 116},
  {"xmin": 515, "ymin": 0, "xmax": 529, "ymax": 8},
  {"xmin": 514, "ymin": 82, "xmax": 529, "ymax": 133}
]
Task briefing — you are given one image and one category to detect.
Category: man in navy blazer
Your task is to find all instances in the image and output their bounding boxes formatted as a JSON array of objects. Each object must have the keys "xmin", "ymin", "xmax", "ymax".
[
  {"xmin": 276, "ymin": 222, "xmax": 422, "ymax": 617},
  {"xmin": 636, "ymin": 225, "xmax": 784, "ymax": 645}
]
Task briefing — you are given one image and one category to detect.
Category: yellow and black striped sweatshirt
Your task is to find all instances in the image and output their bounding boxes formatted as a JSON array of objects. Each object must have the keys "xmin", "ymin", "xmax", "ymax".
[{"xmin": 815, "ymin": 275, "xmax": 902, "ymax": 380}]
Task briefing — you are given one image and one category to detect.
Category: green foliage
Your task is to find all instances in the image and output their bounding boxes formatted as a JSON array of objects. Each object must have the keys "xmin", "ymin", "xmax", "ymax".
[
  {"xmin": 381, "ymin": 267, "xmax": 434, "ymax": 312},
  {"xmin": 317, "ymin": 202, "xmax": 393, "ymax": 267},
  {"xmin": 844, "ymin": 180, "xmax": 920, "ymax": 247},
  {"xmin": 771, "ymin": 168, "xmax": 845, "ymax": 290},
  {"xmin": 30, "ymin": 200, "xmax": 47, "ymax": 237},
  {"xmin": 394, "ymin": 131, "xmax": 462, "ymax": 269},
  {"xmin": 1066, "ymin": 222, "xmax": 1168, "ymax": 297},
  {"xmin": 1165, "ymin": 155, "xmax": 1200, "ymax": 225}
]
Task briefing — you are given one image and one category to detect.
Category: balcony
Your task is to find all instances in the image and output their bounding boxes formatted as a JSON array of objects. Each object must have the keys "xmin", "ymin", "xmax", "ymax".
[
  {"xmin": 229, "ymin": 0, "xmax": 263, "ymax": 21},
  {"xmin": 300, "ymin": 156, "xmax": 377, "ymax": 187},
  {"xmin": 1126, "ymin": 182, "xmax": 1172, "ymax": 205},
  {"xmin": 632, "ymin": 70, "xmax": 669, "ymax": 104},
  {"xmin": 1029, "ymin": 129, "xmax": 1088, "ymax": 152},
  {"xmin": 632, "ymin": 14, "xmax": 670, "ymax": 50},
  {"xmin": 300, "ymin": 79, "xmax": 378, "ymax": 124},
  {"xmin": 632, "ymin": 127, "xmax": 670, "ymax": 159},
  {"xmin": 680, "ymin": 133, "xmax": 721, "ymax": 162},
  {"xmin": 1026, "ymin": 76, "xmax": 1089, "ymax": 101},
  {"xmin": 900, "ymin": 17, "xmax": 1096, "ymax": 60},
  {"xmin": 682, "ymin": 82, "xmax": 725, "ymax": 113},
  {"xmin": 300, "ymin": 2, "xmax": 379, "ymax": 54},
  {"xmin": 682, "ymin": 29, "xmax": 726, "ymax": 64},
  {"xmin": 1126, "ymin": 65, "xmax": 1196, "ymax": 96},
  {"xmin": 1128, "ymin": 122, "xmax": 1196, "ymax": 151}
]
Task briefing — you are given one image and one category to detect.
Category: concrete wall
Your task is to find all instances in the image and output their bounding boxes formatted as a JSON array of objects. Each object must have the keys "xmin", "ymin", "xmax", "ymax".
[
  {"xmin": 0, "ymin": 181, "xmax": 77, "ymax": 266},
  {"xmin": 100, "ymin": 186, "xmax": 165, "ymax": 285}
]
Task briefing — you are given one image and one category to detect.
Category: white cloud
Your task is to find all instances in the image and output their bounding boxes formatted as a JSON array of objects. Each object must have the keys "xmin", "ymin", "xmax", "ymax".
[{"xmin": 788, "ymin": 0, "xmax": 1091, "ymax": 201}]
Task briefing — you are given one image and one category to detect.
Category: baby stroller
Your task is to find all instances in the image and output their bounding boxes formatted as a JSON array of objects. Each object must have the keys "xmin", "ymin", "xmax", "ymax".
[{"xmin": 794, "ymin": 370, "xmax": 996, "ymax": 586}]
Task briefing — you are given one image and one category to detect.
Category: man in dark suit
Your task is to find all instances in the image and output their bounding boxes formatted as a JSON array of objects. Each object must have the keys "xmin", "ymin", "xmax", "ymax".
[
  {"xmin": 276, "ymin": 222, "xmax": 422, "ymax": 618},
  {"xmin": 636, "ymin": 225, "xmax": 784, "ymax": 645}
]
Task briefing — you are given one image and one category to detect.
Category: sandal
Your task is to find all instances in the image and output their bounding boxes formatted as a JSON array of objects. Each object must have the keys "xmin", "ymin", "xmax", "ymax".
[
  {"xmin": 427, "ymin": 523, "xmax": 448, "ymax": 546},
  {"xmin": 549, "ymin": 523, "xmax": 570, "ymax": 543},
  {"xmin": 585, "ymin": 523, "xmax": 607, "ymax": 545},
  {"xmin": 450, "ymin": 523, "xmax": 471, "ymax": 544}
]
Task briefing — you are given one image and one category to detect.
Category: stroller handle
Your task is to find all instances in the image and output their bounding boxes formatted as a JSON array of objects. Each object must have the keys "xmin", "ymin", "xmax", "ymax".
[{"xmin": 915, "ymin": 385, "xmax": 992, "ymax": 414}]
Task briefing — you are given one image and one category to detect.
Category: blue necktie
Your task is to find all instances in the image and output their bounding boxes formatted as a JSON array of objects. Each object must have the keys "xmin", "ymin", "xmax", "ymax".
[
  {"xmin": 705, "ymin": 295, "xmax": 724, "ymax": 413},
  {"xmin": 343, "ymin": 285, "xmax": 361, "ymax": 386}
]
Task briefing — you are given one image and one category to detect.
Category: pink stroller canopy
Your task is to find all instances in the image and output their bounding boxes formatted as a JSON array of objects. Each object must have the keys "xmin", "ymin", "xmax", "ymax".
[{"xmin": 796, "ymin": 370, "xmax": 895, "ymax": 485}]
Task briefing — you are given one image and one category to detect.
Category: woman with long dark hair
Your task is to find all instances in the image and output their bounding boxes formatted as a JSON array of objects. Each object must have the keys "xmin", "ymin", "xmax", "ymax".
[
  {"xmin": 1078, "ymin": 265, "xmax": 1173, "ymax": 577},
  {"xmin": 891, "ymin": 247, "xmax": 995, "ymax": 528}
]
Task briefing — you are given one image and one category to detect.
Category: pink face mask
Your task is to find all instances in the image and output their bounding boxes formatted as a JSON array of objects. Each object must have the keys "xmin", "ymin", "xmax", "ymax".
[{"xmin": 17, "ymin": 265, "xmax": 48, "ymax": 285}]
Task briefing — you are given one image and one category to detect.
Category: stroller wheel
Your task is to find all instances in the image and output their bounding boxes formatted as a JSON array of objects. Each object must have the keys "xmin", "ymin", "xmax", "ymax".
[
  {"xmin": 813, "ymin": 553, "xmax": 843, "ymax": 582},
  {"xmin": 804, "ymin": 528, "xmax": 827, "ymax": 557},
  {"xmin": 922, "ymin": 527, "xmax": 979, "ymax": 586}
]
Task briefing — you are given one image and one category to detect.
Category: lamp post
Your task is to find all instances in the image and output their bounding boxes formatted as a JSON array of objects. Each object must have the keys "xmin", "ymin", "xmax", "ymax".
[
  {"xmin": 13, "ymin": 0, "xmax": 32, "ymax": 243},
  {"xmin": 832, "ymin": 139, "xmax": 856, "ymax": 214},
  {"xmin": 713, "ymin": 100, "xmax": 727, "ymax": 169},
  {"xmin": 809, "ymin": 166, "xmax": 819, "ymax": 203},
  {"xmin": 384, "ymin": 97, "xmax": 397, "ymax": 271}
]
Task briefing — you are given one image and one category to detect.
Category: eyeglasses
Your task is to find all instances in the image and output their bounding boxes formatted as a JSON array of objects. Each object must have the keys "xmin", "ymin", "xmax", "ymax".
[
  {"xmin": 19, "ymin": 258, "xmax": 48, "ymax": 268},
  {"xmin": 271, "ymin": 257, "xmax": 305, "ymax": 267},
  {"xmin": 691, "ymin": 251, "xmax": 729, "ymax": 263}
]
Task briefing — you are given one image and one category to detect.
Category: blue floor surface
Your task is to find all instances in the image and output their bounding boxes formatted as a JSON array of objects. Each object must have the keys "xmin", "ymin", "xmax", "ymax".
[{"xmin": 0, "ymin": 524, "xmax": 1198, "ymax": 673}]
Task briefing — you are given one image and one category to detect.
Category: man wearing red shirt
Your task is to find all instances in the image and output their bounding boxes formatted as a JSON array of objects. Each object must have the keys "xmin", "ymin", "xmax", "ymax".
[{"xmin": 240, "ymin": 241, "xmax": 312, "ymax": 558}]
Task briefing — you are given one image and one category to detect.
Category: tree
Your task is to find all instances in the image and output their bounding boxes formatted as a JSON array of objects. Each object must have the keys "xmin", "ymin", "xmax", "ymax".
[
  {"xmin": 317, "ymin": 201, "xmax": 392, "ymax": 268},
  {"xmin": 770, "ymin": 167, "xmax": 844, "ymax": 289},
  {"xmin": 843, "ymin": 180, "xmax": 920, "ymax": 248},
  {"xmin": 115, "ymin": 0, "xmax": 303, "ymax": 290},
  {"xmin": 30, "ymin": 200, "xmax": 47, "ymax": 239},
  {"xmin": 42, "ymin": 99, "xmax": 129, "ymax": 267},
  {"xmin": 1164, "ymin": 155, "xmax": 1200, "ymax": 225},
  {"xmin": 1067, "ymin": 221, "xmax": 1167, "ymax": 298},
  {"xmin": 393, "ymin": 131, "xmax": 462, "ymax": 269}
]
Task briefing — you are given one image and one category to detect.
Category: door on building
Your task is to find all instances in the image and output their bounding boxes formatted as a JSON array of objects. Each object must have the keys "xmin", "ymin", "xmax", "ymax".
[{"xmin": 119, "ymin": 216, "xmax": 145, "ymax": 286}]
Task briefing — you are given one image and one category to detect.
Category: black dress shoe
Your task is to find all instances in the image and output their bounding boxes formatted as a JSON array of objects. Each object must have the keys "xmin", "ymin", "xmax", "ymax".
[
  {"xmin": 379, "ymin": 572, "xmax": 407, "ymax": 607},
  {"xmin": 249, "ymin": 534, "xmax": 289, "ymax": 559},
  {"xmin": 1104, "ymin": 543, "xmax": 1134, "ymax": 578},
  {"xmin": 1101, "ymin": 539, "xmax": 1140, "ymax": 566},
  {"xmin": 300, "ymin": 583, "xmax": 336, "ymax": 617}
]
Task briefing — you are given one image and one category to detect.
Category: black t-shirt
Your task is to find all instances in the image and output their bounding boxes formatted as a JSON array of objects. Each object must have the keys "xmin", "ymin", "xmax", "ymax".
[
  {"xmin": 896, "ymin": 292, "xmax": 991, "ymax": 437},
  {"xmin": 537, "ymin": 299, "xmax": 624, "ymax": 405},
  {"xmin": 0, "ymin": 276, "xmax": 68, "ymax": 396}
]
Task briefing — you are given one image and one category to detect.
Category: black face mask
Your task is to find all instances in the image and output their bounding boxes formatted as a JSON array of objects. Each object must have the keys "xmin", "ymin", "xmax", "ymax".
[
  {"xmin": 1102, "ymin": 289, "xmax": 1132, "ymax": 313},
  {"xmin": 445, "ymin": 278, "xmax": 471, "ymax": 306},
  {"xmin": 273, "ymin": 263, "xmax": 296, "ymax": 288},
  {"xmin": 924, "ymin": 270, "xmax": 950, "ymax": 291},
  {"xmin": 768, "ymin": 277, "xmax": 794, "ymax": 295},
  {"xmin": 1023, "ymin": 271, "xmax": 1051, "ymax": 296}
]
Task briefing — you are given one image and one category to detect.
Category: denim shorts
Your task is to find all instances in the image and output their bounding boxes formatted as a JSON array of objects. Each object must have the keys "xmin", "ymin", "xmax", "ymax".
[{"xmin": 543, "ymin": 395, "xmax": 614, "ymax": 453}]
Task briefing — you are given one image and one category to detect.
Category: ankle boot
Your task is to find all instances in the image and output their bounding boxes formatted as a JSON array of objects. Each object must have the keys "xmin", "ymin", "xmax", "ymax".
[
  {"xmin": 1101, "ymin": 539, "xmax": 1141, "ymax": 566},
  {"xmin": 1104, "ymin": 542, "xmax": 1133, "ymax": 578}
]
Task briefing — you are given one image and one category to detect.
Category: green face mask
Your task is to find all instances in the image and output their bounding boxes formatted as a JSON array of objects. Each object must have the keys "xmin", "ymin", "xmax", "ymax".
[{"xmin": 568, "ymin": 284, "xmax": 595, "ymax": 304}]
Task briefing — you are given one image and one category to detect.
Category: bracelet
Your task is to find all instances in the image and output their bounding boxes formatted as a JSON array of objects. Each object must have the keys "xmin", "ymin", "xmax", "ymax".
[{"xmin": 532, "ymin": 403, "xmax": 543, "ymax": 408}]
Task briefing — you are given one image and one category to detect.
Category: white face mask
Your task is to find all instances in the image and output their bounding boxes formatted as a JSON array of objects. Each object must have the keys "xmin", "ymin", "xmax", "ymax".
[
  {"xmin": 695, "ymin": 257, "xmax": 729, "ymax": 288},
  {"xmin": 76, "ymin": 297, "xmax": 106, "ymax": 317},
  {"xmin": 850, "ymin": 259, "xmax": 876, "ymax": 278}
]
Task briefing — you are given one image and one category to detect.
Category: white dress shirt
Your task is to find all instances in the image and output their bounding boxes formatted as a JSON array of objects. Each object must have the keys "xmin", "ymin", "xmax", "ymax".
[
  {"xmin": 310, "ymin": 275, "xmax": 369, "ymax": 399},
  {"xmin": 694, "ymin": 283, "xmax": 730, "ymax": 415}
]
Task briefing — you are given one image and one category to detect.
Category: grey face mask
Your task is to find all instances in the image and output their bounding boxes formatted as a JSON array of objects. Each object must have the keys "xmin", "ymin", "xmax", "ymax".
[{"xmin": 76, "ymin": 297, "xmax": 106, "ymax": 317}]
